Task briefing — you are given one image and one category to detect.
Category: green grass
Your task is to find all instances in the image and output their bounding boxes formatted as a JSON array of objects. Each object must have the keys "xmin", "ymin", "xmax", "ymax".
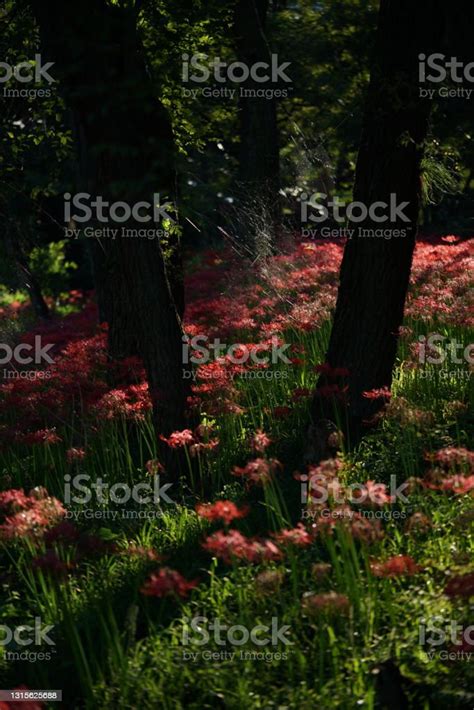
[{"xmin": 0, "ymin": 318, "xmax": 472, "ymax": 709}]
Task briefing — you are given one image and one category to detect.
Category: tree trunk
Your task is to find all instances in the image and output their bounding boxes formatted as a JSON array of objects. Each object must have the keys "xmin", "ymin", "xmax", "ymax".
[
  {"xmin": 6, "ymin": 232, "xmax": 50, "ymax": 320},
  {"xmin": 32, "ymin": 0, "xmax": 190, "ymax": 435},
  {"xmin": 308, "ymin": 0, "xmax": 446, "ymax": 456},
  {"xmin": 234, "ymin": 0, "xmax": 280, "ymax": 254}
]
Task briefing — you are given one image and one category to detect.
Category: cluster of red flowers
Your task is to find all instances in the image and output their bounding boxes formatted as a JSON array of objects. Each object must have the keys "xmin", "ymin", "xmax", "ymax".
[
  {"xmin": 272, "ymin": 523, "xmax": 313, "ymax": 547},
  {"xmin": 140, "ymin": 567, "xmax": 199, "ymax": 598},
  {"xmin": 309, "ymin": 505, "xmax": 385, "ymax": 544},
  {"xmin": 0, "ymin": 236, "xmax": 469, "ymax": 444},
  {"xmin": 202, "ymin": 529, "xmax": 282, "ymax": 564},
  {"xmin": 423, "ymin": 446, "xmax": 474, "ymax": 494},
  {"xmin": 302, "ymin": 591, "xmax": 350, "ymax": 615},
  {"xmin": 196, "ymin": 500, "xmax": 249, "ymax": 525},
  {"xmin": 370, "ymin": 555, "xmax": 420, "ymax": 577},
  {"xmin": 160, "ymin": 425, "xmax": 219, "ymax": 457},
  {"xmin": 232, "ymin": 457, "xmax": 281, "ymax": 486},
  {"xmin": 0, "ymin": 487, "xmax": 65, "ymax": 540}
]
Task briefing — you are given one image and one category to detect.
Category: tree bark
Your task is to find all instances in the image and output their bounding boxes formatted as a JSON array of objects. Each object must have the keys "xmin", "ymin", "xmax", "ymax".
[
  {"xmin": 5, "ymin": 231, "xmax": 50, "ymax": 320},
  {"xmin": 308, "ymin": 0, "xmax": 446, "ymax": 455},
  {"xmin": 31, "ymin": 0, "xmax": 189, "ymax": 435}
]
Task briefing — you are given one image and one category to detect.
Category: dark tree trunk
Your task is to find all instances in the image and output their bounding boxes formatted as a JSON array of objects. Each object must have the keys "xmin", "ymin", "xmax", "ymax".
[
  {"xmin": 31, "ymin": 0, "xmax": 190, "ymax": 436},
  {"xmin": 234, "ymin": 0, "xmax": 280, "ymax": 253},
  {"xmin": 308, "ymin": 0, "xmax": 446, "ymax": 457},
  {"xmin": 6, "ymin": 232, "xmax": 50, "ymax": 320}
]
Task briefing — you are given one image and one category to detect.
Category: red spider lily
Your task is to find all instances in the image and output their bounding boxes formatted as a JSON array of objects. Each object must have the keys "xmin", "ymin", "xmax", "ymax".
[
  {"xmin": 444, "ymin": 573, "xmax": 474, "ymax": 598},
  {"xmin": 370, "ymin": 555, "xmax": 420, "ymax": 577},
  {"xmin": 0, "ymin": 489, "xmax": 30, "ymax": 512},
  {"xmin": 189, "ymin": 439, "xmax": 219, "ymax": 457},
  {"xmin": 310, "ymin": 506, "xmax": 384, "ymax": 544},
  {"xmin": 441, "ymin": 235, "xmax": 460, "ymax": 243},
  {"xmin": 250, "ymin": 429, "xmax": 272, "ymax": 454},
  {"xmin": 18, "ymin": 428, "xmax": 62, "ymax": 446},
  {"xmin": 362, "ymin": 387, "xmax": 392, "ymax": 400},
  {"xmin": 145, "ymin": 459, "xmax": 165, "ymax": 475},
  {"xmin": 159, "ymin": 429, "xmax": 195, "ymax": 448},
  {"xmin": 0, "ymin": 491, "xmax": 65, "ymax": 540},
  {"xmin": 202, "ymin": 529, "xmax": 282, "ymax": 564},
  {"xmin": 273, "ymin": 523, "xmax": 313, "ymax": 547},
  {"xmin": 426, "ymin": 447, "xmax": 474, "ymax": 474},
  {"xmin": 232, "ymin": 458, "xmax": 281, "ymax": 486},
  {"xmin": 351, "ymin": 480, "xmax": 394, "ymax": 506},
  {"xmin": 66, "ymin": 447, "xmax": 86, "ymax": 462},
  {"xmin": 196, "ymin": 500, "xmax": 249, "ymax": 525},
  {"xmin": 93, "ymin": 384, "xmax": 151, "ymax": 421},
  {"xmin": 302, "ymin": 591, "xmax": 350, "ymax": 615},
  {"xmin": 140, "ymin": 567, "xmax": 198, "ymax": 598},
  {"xmin": 440, "ymin": 475, "xmax": 474, "ymax": 495}
]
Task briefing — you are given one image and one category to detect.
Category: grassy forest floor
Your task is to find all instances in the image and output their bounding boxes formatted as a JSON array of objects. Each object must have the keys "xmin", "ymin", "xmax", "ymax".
[{"xmin": 0, "ymin": 236, "xmax": 473, "ymax": 709}]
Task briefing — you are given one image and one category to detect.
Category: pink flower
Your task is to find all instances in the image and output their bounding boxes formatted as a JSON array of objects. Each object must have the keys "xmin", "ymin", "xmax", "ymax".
[
  {"xmin": 0, "ymin": 489, "xmax": 30, "ymax": 512},
  {"xmin": 370, "ymin": 555, "xmax": 420, "ymax": 577},
  {"xmin": 250, "ymin": 429, "xmax": 272, "ymax": 454},
  {"xmin": 428, "ymin": 447, "xmax": 474, "ymax": 474},
  {"xmin": 196, "ymin": 500, "xmax": 249, "ymax": 525},
  {"xmin": 189, "ymin": 439, "xmax": 219, "ymax": 457},
  {"xmin": 141, "ymin": 567, "xmax": 198, "ymax": 598},
  {"xmin": 302, "ymin": 591, "xmax": 350, "ymax": 614},
  {"xmin": 273, "ymin": 523, "xmax": 313, "ymax": 547},
  {"xmin": 352, "ymin": 480, "xmax": 394, "ymax": 506},
  {"xmin": 66, "ymin": 447, "xmax": 86, "ymax": 462},
  {"xmin": 362, "ymin": 387, "xmax": 392, "ymax": 400},
  {"xmin": 0, "ymin": 490, "xmax": 65, "ymax": 540},
  {"xmin": 232, "ymin": 458, "xmax": 281, "ymax": 486},
  {"xmin": 145, "ymin": 459, "xmax": 165, "ymax": 475},
  {"xmin": 440, "ymin": 475, "xmax": 474, "ymax": 495},
  {"xmin": 202, "ymin": 530, "xmax": 282, "ymax": 564},
  {"xmin": 441, "ymin": 235, "xmax": 460, "ymax": 243},
  {"xmin": 160, "ymin": 429, "xmax": 195, "ymax": 448}
]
